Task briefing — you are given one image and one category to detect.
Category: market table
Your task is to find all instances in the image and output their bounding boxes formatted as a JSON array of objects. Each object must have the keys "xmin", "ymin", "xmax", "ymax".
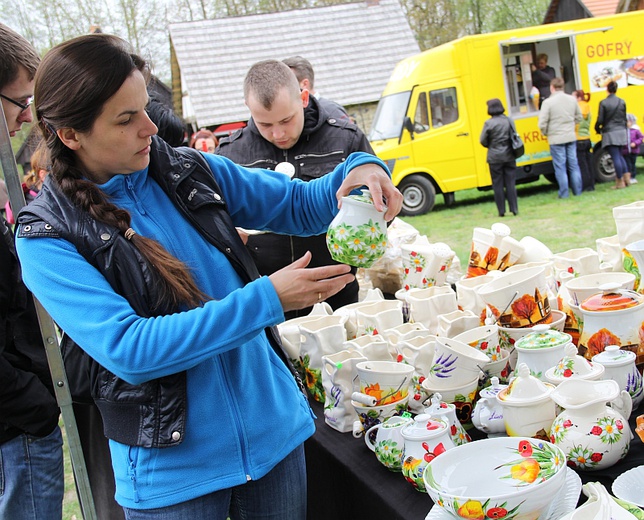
[{"xmin": 305, "ymin": 397, "xmax": 644, "ymax": 520}]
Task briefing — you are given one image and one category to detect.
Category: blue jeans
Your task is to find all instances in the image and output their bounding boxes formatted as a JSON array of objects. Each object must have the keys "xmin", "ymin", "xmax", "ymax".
[
  {"xmin": 605, "ymin": 145, "xmax": 628, "ymax": 179},
  {"xmin": 550, "ymin": 142, "xmax": 583, "ymax": 198},
  {"xmin": 0, "ymin": 426, "xmax": 64, "ymax": 520},
  {"xmin": 123, "ymin": 444, "xmax": 307, "ymax": 520}
]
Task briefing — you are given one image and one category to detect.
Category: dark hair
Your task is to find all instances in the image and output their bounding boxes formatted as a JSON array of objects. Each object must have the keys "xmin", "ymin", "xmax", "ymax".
[
  {"xmin": 34, "ymin": 34, "xmax": 205, "ymax": 311},
  {"xmin": 244, "ymin": 59, "xmax": 301, "ymax": 109},
  {"xmin": 283, "ymin": 56, "xmax": 315, "ymax": 90},
  {"xmin": 486, "ymin": 98, "xmax": 505, "ymax": 116},
  {"xmin": 146, "ymin": 98, "xmax": 186, "ymax": 147},
  {"xmin": 0, "ymin": 23, "xmax": 40, "ymax": 91},
  {"xmin": 607, "ymin": 81, "xmax": 618, "ymax": 94},
  {"xmin": 573, "ymin": 89, "xmax": 590, "ymax": 102}
]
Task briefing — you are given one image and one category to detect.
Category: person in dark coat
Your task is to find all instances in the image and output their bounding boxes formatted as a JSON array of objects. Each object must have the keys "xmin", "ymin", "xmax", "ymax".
[
  {"xmin": 531, "ymin": 53, "xmax": 556, "ymax": 108},
  {"xmin": 480, "ymin": 98, "xmax": 518, "ymax": 217},
  {"xmin": 595, "ymin": 81, "xmax": 629, "ymax": 188}
]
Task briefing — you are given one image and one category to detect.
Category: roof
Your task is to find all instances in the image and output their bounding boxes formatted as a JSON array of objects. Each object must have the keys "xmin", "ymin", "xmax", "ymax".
[
  {"xmin": 168, "ymin": 0, "xmax": 420, "ymax": 127},
  {"xmin": 544, "ymin": 0, "xmax": 621, "ymax": 22},
  {"xmin": 582, "ymin": 0, "xmax": 621, "ymax": 15}
]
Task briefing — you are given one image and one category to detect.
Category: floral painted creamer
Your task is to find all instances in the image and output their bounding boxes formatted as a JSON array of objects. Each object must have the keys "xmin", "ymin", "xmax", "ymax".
[
  {"xmin": 326, "ymin": 190, "xmax": 387, "ymax": 268},
  {"xmin": 549, "ymin": 379, "xmax": 633, "ymax": 471}
]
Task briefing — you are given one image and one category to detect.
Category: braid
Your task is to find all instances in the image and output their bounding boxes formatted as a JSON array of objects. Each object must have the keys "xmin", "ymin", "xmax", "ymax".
[{"xmin": 47, "ymin": 140, "xmax": 207, "ymax": 312}]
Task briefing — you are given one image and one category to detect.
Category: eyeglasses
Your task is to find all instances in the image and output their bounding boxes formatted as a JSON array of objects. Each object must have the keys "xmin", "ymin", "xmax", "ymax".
[{"xmin": 0, "ymin": 93, "xmax": 33, "ymax": 112}]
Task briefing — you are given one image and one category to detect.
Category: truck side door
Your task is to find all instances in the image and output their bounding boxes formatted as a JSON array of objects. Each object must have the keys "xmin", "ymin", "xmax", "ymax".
[{"xmin": 408, "ymin": 84, "xmax": 478, "ymax": 193}]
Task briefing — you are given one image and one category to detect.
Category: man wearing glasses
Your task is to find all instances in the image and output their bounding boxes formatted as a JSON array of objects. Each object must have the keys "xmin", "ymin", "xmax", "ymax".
[{"xmin": 0, "ymin": 23, "xmax": 64, "ymax": 519}]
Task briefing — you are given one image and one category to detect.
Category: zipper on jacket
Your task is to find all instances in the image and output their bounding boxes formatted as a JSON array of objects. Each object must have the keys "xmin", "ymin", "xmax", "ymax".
[
  {"xmin": 127, "ymin": 447, "xmax": 140, "ymax": 503},
  {"xmin": 218, "ymin": 356, "xmax": 252, "ymax": 481},
  {"xmin": 125, "ymin": 176, "xmax": 146, "ymax": 216}
]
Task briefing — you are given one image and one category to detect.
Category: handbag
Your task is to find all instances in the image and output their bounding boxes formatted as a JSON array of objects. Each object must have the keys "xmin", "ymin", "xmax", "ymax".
[{"xmin": 509, "ymin": 118, "xmax": 525, "ymax": 158}]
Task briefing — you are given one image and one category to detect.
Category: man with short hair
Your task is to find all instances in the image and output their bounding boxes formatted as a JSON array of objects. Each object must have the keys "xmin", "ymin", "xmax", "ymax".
[
  {"xmin": 0, "ymin": 23, "xmax": 64, "ymax": 520},
  {"xmin": 538, "ymin": 77, "xmax": 583, "ymax": 198},
  {"xmin": 217, "ymin": 59, "xmax": 377, "ymax": 318},
  {"xmin": 283, "ymin": 55, "xmax": 349, "ymax": 120}
]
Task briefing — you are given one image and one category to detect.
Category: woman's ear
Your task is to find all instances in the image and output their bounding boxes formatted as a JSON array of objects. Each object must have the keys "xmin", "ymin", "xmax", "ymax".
[{"xmin": 57, "ymin": 128, "xmax": 81, "ymax": 150}]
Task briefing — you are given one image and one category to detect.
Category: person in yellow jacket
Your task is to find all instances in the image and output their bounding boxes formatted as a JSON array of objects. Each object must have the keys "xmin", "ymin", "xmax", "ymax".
[{"xmin": 573, "ymin": 89, "xmax": 594, "ymax": 191}]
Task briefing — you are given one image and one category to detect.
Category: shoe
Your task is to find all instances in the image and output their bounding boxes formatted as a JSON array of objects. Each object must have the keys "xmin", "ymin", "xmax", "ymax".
[
  {"xmin": 631, "ymin": 178, "xmax": 639, "ymax": 184},
  {"xmin": 613, "ymin": 177, "xmax": 626, "ymax": 189},
  {"xmin": 624, "ymin": 172, "xmax": 631, "ymax": 187},
  {"xmin": 498, "ymin": 214, "xmax": 505, "ymax": 217},
  {"xmin": 512, "ymin": 212, "xmax": 518, "ymax": 216}
]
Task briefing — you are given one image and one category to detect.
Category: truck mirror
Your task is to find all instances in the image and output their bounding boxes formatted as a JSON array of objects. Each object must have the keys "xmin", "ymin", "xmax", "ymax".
[{"xmin": 403, "ymin": 116, "xmax": 415, "ymax": 140}]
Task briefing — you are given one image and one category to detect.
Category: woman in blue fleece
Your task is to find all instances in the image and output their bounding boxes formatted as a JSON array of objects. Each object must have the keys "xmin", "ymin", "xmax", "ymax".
[{"xmin": 15, "ymin": 34, "xmax": 401, "ymax": 519}]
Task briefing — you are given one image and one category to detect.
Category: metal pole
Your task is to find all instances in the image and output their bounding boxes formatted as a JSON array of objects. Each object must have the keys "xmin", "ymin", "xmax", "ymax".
[{"xmin": 0, "ymin": 106, "xmax": 97, "ymax": 520}]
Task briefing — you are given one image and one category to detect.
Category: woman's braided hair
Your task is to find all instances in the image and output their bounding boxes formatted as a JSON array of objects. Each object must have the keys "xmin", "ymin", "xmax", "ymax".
[{"xmin": 34, "ymin": 34, "xmax": 206, "ymax": 311}]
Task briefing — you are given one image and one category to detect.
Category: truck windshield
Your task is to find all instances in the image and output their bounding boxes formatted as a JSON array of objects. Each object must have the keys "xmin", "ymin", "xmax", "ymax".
[{"xmin": 368, "ymin": 91, "xmax": 411, "ymax": 141}]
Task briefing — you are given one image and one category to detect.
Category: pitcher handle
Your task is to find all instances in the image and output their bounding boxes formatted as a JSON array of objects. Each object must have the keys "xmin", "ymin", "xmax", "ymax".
[
  {"xmin": 364, "ymin": 424, "xmax": 380, "ymax": 451},
  {"xmin": 610, "ymin": 390, "xmax": 633, "ymax": 421}
]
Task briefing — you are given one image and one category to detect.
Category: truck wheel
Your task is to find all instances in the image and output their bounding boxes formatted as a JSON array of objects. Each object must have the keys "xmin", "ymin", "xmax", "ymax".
[
  {"xmin": 399, "ymin": 175, "xmax": 436, "ymax": 216},
  {"xmin": 593, "ymin": 147, "xmax": 616, "ymax": 183}
]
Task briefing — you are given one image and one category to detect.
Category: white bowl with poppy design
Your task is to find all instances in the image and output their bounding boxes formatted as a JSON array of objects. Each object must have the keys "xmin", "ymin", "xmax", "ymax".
[{"xmin": 423, "ymin": 437, "xmax": 567, "ymax": 520}]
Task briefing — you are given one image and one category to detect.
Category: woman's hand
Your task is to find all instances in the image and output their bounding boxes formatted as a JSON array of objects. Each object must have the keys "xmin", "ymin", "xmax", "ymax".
[
  {"xmin": 269, "ymin": 252, "xmax": 354, "ymax": 313},
  {"xmin": 336, "ymin": 163, "xmax": 403, "ymax": 221}
]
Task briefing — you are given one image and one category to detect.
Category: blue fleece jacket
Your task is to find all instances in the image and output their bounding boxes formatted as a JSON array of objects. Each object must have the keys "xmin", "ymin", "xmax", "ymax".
[{"xmin": 16, "ymin": 151, "xmax": 386, "ymax": 509}]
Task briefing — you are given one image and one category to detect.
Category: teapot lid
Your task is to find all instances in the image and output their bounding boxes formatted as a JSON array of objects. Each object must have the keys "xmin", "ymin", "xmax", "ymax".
[
  {"xmin": 580, "ymin": 283, "xmax": 644, "ymax": 312},
  {"xmin": 479, "ymin": 377, "xmax": 508, "ymax": 399},
  {"xmin": 592, "ymin": 345, "xmax": 636, "ymax": 366},
  {"xmin": 548, "ymin": 343, "xmax": 602, "ymax": 379},
  {"xmin": 401, "ymin": 414, "xmax": 447, "ymax": 440},
  {"xmin": 424, "ymin": 393, "xmax": 455, "ymax": 416},
  {"xmin": 515, "ymin": 324, "xmax": 571, "ymax": 350},
  {"xmin": 500, "ymin": 363, "xmax": 553, "ymax": 402}
]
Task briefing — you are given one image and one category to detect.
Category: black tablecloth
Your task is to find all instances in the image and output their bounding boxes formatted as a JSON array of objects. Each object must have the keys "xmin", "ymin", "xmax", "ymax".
[{"xmin": 305, "ymin": 398, "xmax": 644, "ymax": 520}]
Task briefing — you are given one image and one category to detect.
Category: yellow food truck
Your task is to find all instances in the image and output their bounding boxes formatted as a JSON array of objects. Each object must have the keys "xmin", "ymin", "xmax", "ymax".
[{"xmin": 369, "ymin": 11, "xmax": 644, "ymax": 215}]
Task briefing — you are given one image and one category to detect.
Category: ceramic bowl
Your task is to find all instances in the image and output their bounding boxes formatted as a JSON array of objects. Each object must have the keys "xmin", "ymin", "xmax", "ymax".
[
  {"xmin": 355, "ymin": 360, "xmax": 414, "ymax": 405},
  {"xmin": 612, "ymin": 465, "xmax": 644, "ymax": 507},
  {"xmin": 498, "ymin": 309, "xmax": 566, "ymax": 352},
  {"xmin": 351, "ymin": 396, "xmax": 410, "ymax": 439},
  {"xmin": 423, "ymin": 437, "xmax": 567, "ymax": 520},
  {"xmin": 425, "ymin": 336, "xmax": 489, "ymax": 389},
  {"xmin": 421, "ymin": 376, "xmax": 479, "ymax": 427},
  {"xmin": 477, "ymin": 265, "xmax": 551, "ymax": 328},
  {"xmin": 481, "ymin": 348, "xmax": 512, "ymax": 385},
  {"xmin": 453, "ymin": 324, "xmax": 501, "ymax": 360},
  {"xmin": 565, "ymin": 272, "xmax": 636, "ymax": 307}
]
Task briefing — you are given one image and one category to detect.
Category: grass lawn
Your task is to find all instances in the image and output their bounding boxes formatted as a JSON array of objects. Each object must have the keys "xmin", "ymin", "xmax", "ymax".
[
  {"xmin": 401, "ymin": 159, "xmax": 644, "ymax": 267},
  {"xmin": 60, "ymin": 159, "xmax": 644, "ymax": 518}
]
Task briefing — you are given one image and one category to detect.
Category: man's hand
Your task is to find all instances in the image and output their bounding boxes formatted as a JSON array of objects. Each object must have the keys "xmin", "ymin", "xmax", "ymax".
[
  {"xmin": 336, "ymin": 163, "xmax": 403, "ymax": 221},
  {"xmin": 269, "ymin": 252, "xmax": 354, "ymax": 313}
]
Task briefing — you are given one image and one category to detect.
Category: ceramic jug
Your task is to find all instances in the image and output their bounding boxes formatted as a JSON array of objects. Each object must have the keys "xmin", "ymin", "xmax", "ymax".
[
  {"xmin": 355, "ymin": 300, "xmax": 404, "ymax": 337},
  {"xmin": 624, "ymin": 239, "xmax": 644, "ymax": 293},
  {"xmin": 549, "ymin": 379, "xmax": 633, "ymax": 471},
  {"xmin": 298, "ymin": 316, "xmax": 348, "ymax": 402},
  {"xmin": 435, "ymin": 309, "xmax": 480, "ymax": 338},
  {"xmin": 333, "ymin": 288, "xmax": 385, "ymax": 339},
  {"xmin": 364, "ymin": 415, "xmax": 413, "ymax": 472},
  {"xmin": 326, "ymin": 189, "xmax": 388, "ymax": 268},
  {"xmin": 406, "ymin": 285, "xmax": 458, "ymax": 333},
  {"xmin": 321, "ymin": 350, "xmax": 367, "ymax": 433},
  {"xmin": 596, "ymin": 234, "xmax": 624, "ymax": 273},
  {"xmin": 400, "ymin": 240, "xmax": 454, "ymax": 291},
  {"xmin": 593, "ymin": 345, "xmax": 644, "ymax": 410},
  {"xmin": 395, "ymin": 335, "xmax": 437, "ymax": 413},
  {"xmin": 455, "ymin": 274, "xmax": 490, "ymax": 319},
  {"xmin": 343, "ymin": 334, "xmax": 392, "ymax": 362},
  {"xmin": 400, "ymin": 415, "xmax": 456, "ymax": 492},
  {"xmin": 560, "ymin": 482, "xmax": 639, "ymax": 520},
  {"xmin": 472, "ymin": 377, "xmax": 507, "ymax": 437},
  {"xmin": 467, "ymin": 223, "xmax": 524, "ymax": 278},
  {"xmin": 380, "ymin": 322, "xmax": 429, "ymax": 352},
  {"xmin": 552, "ymin": 247, "xmax": 604, "ymax": 280},
  {"xmin": 423, "ymin": 393, "xmax": 471, "ymax": 445}
]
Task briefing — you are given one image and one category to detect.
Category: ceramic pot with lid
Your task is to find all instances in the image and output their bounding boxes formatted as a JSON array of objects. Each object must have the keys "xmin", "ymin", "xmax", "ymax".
[
  {"xmin": 400, "ymin": 415, "xmax": 456, "ymax": 492},
  {"xmin": 578, "ymin": 283, "xmax": 644, "ymax": 365},
  {"xmin": 593, "ymin": 345, "xmax": 644, "ymax": 411},
  {"xmin": 496, "ymin": 363, "xmax": 556, "ymax": 438},
  {"xmin": 544, "ymin": 342, "xmax": 605, "ymax": 385},
  {"xmin": 514, "ymin": 324, "xmax": 573, "ymax": 381}
]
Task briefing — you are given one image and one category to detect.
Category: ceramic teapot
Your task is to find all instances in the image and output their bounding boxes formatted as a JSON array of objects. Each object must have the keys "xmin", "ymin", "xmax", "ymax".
[
  {"xmin": 364, "ymin": 414, "xmax": 413, "ymax": 472},
  {"xmin": 549, "ymin": 379, "xmax": 633, "ymax": 471},
  {"xmin": 400, "ymin": 415, "xmax": 456, "ymax": 492},
  {"xmin": 423, "ymin": 393, "xmax": 471, "ymax": 446},
  {"xmin": 326, "ymin": 189, "xmax": 387, "ymax": 268},
  {"xmin": 593, "ymin": 345, "xmax": 644, "ymax": 410},
  {"xmin": 472, "ymin": 377, "xmax": 507, "ymax": 437},
  {"xmin": 578, "ymin": 283, "xmax": 644, "ymax": 364}
]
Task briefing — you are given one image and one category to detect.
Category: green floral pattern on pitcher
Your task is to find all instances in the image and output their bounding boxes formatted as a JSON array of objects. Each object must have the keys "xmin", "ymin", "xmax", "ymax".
[{"xmin": 326, "ymin": 219, "xmax": 387, "ymax": 268}]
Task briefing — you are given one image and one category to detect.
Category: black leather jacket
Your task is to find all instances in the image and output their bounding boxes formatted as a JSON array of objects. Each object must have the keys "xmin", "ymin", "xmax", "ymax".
[
  {"xmin": 17, "ymin": 137, "xmax": 297, "ymax": 448},
  {"xmin": 217, "ymin": 97, "xmax": 374, "ymax": 317},
  {"xmin": 0, "ymin": 218, "xmax": 59, "ymax": 444}
]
